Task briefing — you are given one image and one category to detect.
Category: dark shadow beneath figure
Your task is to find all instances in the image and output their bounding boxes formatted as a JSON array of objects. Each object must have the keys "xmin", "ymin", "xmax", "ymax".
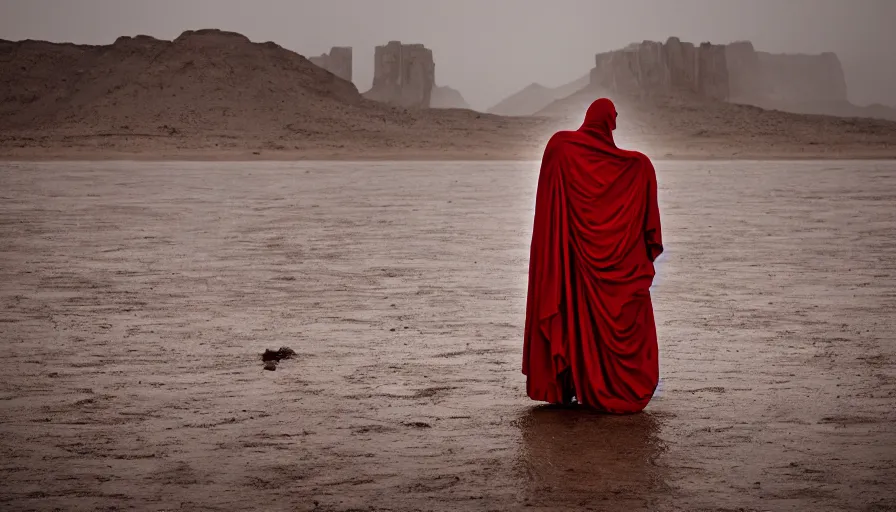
[
  {"xmin": 558, "ymin": 368, "xmax": 576, "ymax": 405},
  {"xmin": 515, "ymin": 405, "xmax": 670, "ymax": 509}
]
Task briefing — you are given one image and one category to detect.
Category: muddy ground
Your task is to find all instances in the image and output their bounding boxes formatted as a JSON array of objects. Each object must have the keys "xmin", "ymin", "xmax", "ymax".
[{"xmin": 0, "ymin": 161, "xmax": 894, "ymax": 511}]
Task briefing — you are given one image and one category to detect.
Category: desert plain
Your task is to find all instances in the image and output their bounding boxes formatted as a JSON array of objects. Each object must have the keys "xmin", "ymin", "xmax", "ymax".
[{"xmin": 0, "ymin": 160, "xmax": 894, "ymax": 511}]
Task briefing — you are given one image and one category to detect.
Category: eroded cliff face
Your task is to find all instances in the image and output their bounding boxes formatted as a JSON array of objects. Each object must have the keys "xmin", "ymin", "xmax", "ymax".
[
  {"xmin": 589, "ymin": 38, "xmax": 849, "ymax": 108},
  {"xmin": 308, "ymin": 46, "xmax": 352, "ymax": 83},
  {"xmin": 698, "ymin": 43, "xmax": 729, "ymax": 100},
  {"xmin": 755, "ymin": 51, "xmax": 847, "ymax": 104},
  {"xmin": 590, "ymin": 37, "xmax": 730, "ymax": 101},
  {"xmin": 723, "ymin": 41, "xmax": 763, "ymax": 103},
  {"xmin": 363, "ymin": 41, "xmax": 435, "ymax": 108}
]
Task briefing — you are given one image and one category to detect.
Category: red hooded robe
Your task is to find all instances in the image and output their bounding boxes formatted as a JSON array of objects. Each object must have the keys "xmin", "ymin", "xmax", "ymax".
[{"xmin": 522, "ymin": 98, "xmax": 663, "ymax": 414}]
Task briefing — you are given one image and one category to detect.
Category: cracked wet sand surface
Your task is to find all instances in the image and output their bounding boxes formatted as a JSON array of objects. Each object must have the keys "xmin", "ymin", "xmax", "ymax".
[{"xmin": 0, "ymin": 160, "xmax": 894, "ymax": 511}]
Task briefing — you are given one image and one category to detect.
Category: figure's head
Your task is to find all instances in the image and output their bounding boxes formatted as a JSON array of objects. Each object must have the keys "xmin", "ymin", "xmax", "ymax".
[{"xmin": 581, "ymin": 98, "xmax": 618, "ymax": 133}]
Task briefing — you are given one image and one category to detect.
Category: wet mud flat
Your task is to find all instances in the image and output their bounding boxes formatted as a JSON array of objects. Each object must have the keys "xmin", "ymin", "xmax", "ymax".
[{"xmin": 0, "ymin": 160, "xmax": 894, "ymax": 511}]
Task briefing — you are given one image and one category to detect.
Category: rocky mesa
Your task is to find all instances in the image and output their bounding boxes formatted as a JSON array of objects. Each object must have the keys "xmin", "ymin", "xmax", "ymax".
[
  {"xmin": 362, "ymin": 41, "xmax": 435, "ymax": 108},
  {"xmin": 0, "ymin": 29, "xmax": 362, "ymax": 132},
  {"xmin": 359, "ymin": 40, "xmax": 471, "ymax": 110},
  {"xmin": 580, "ymin": 37, "xmax": 895, "ymax": 122}
]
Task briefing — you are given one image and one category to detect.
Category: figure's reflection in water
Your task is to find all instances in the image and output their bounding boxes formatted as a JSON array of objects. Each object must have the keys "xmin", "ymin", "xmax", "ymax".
[{"xmin": 516, "ymin": 405, "xmax": 668, "ymax": 509}]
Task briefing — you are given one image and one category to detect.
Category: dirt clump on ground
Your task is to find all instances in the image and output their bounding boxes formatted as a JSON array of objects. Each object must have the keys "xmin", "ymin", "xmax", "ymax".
[{"xmin": 261, "ymin": 346, "xmax": 296, "ymax": 371}]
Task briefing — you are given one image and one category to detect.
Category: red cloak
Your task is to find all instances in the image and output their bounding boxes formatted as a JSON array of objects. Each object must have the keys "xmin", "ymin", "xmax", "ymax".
[{"xmin": 522, "ymin": 98, "xmax": 664, "ymax": 414}]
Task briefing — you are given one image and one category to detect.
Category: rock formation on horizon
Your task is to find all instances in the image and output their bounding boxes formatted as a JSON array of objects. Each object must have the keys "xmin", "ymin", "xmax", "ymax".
[
  {"xmin": 3, "ymin": 28, "xmax": 894, "ymax": 159},
  {"xmin": 752, "ymin": 50, "xmax": 847, "ymax": 104},
  {"xmin": 363, "ymin": 41, "xmax": 435, "ymax": 108},
  {"xmin": 2, "ymin": 29, "xmax": 535, "ymax": 156},
  {"xmin": 0, "ymin": 29, "xmax": 365, "ymax": 134},
  {"xmin": 589, "ymin": 38, "xmax": 731, "ymax": 101},
  {"xmin": 579, "ymin": 37, "xmax": 891, "ymax": 120},
  {"xmin": 309, "ymin": 46, "xmax": 352, "ymax": 82}
]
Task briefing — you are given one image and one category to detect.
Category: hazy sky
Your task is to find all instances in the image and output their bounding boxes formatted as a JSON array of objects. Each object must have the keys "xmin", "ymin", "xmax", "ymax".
[{"xmin": 2, "ymin": 0, "xmax": 894, "ymax": 110}]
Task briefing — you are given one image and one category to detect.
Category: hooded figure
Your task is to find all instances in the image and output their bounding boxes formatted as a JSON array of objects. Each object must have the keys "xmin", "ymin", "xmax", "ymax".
[{"xmin": 522, "ymin": 98, "xmax": 664, "ymax": 414}]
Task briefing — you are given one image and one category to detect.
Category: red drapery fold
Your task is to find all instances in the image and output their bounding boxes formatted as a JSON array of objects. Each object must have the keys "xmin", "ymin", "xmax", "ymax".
[{"xmin": 522, "ymin": 98, "xmax": 663, "ymax": 414}]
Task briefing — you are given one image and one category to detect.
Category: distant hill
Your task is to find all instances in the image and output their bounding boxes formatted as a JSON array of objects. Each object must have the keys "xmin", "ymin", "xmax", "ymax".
[
  {"xmin": 535, "ymin": 84, "xmax": 896, "ymax": 158},
  {"xmin": 0, "ymin": 29, "xmax": 367, "ymax": 133},
  {"xmin": 737, "ymin": 99, "xmax": 896, "ymax": 122},
  {"xmin": 430, "ymin": 85, "xmax": 472, "ymax": 110},
  {"xmin": 487, "ymin": 74, "xmax": 589, "ymax": 116}
]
